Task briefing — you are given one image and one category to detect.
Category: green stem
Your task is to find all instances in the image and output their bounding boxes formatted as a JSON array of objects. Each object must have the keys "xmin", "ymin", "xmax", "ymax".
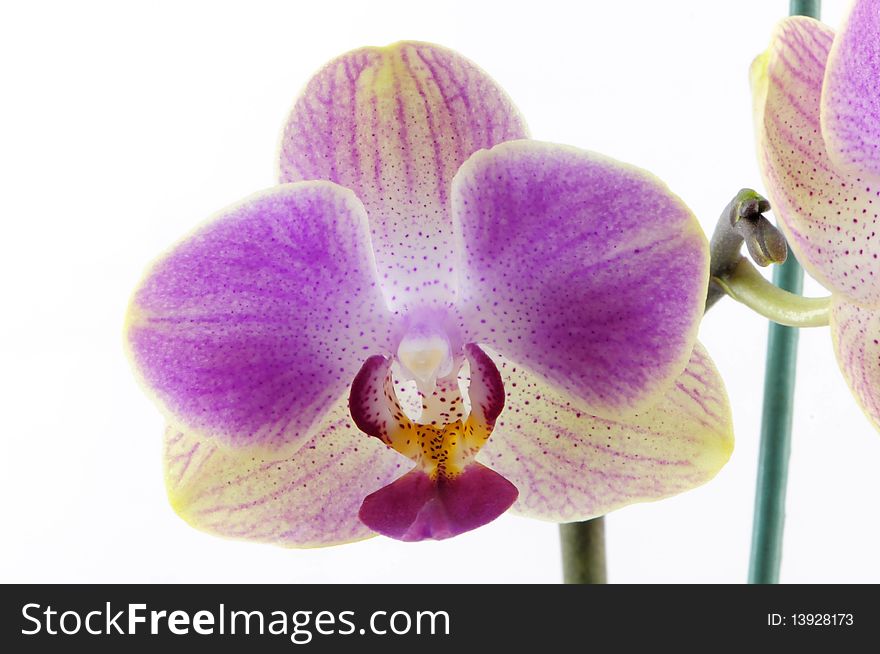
[
  {"xmin": 748, "ymin": 0, "xmax": 820, "ymax": 585},
  {"xmin": 560, "ymin": 519, "xmax": 607, "ymax": 584},
  {"xmin": 790, "ymin": 0, "xmax": 820, "ymax": 18},
  {"xmin": 714, "ymin": 258, "xmax": 830, "ymax": 328}
]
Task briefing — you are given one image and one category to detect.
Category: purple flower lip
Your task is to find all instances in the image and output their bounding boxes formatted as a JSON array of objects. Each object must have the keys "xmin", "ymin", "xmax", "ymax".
[
  {"xmin": 358, "ymin": 464, "xmax": 518, "ymax": 542},
  {"xmin": 129, "ymin": 41, "xmax": 733, "ymax": 546},
  {"xmin": 350, "ymin": 343, "xmax": 514, "ymax": 540}
]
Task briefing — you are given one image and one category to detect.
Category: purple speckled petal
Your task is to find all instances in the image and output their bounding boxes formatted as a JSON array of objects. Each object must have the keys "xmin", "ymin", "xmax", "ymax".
[
  {"xmin": 830, "ymin": 298, "xmax": 880, "ymax": 431},
  {"xmin": 752, "ymin": 17, "xmax": 880, "ymax": 306},
  {"xmin": 453, "ymin": 140, "xmax": 709, "ymax": 418},
  {"xmin": 822, "ymin": 0, "xmax": 880, "ymax": 177},
  {"xmin": 280, "ymin": 41, "xmax": 528, "ymax": 311},
  {"xmin": 358, "ymin": 463, "xmax": 518, "ymax": 542},
  {"xmin": 127, "ymin": 182, "xmax": 393, "ymax": 450},
  {"xmin": 164, "ymin": 401, "xmax": 408, "ymax": 547},
  {"xmin": 477, "ymin": 343, "xmax": 733, "ymax": 522}
]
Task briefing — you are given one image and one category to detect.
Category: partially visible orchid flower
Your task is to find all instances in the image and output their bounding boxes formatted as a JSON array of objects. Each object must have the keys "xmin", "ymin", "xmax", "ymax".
[
  {"xmin": 127, "ymin": 42, "xmax": 733, "ymax": 545},
  {"xmin": 752, "ymin": 0, "xmax": 880, "ymax": 432}
]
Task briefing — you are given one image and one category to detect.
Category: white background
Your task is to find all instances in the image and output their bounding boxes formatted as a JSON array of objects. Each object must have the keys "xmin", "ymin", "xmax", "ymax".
[{"xmin": 3, "ymin": 0, "xmax": 877, "ymax": 584}]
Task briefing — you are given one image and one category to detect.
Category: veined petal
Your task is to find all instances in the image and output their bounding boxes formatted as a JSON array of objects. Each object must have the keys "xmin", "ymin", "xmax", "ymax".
[
  {"xmin": 477, "ymin": 343, "xmax": 733, "ymax": 522},
  {"xmin": 165, "ymin": 401, "xmax": 408, "ymax": 547},
  {"xmin": 752, "ymin": 17, "xmax": 880, "ymax": 306},
  {"xmin": 126, "ymin": 182, "xmax": 393, "ymax": 450},
  {"xmin": 822, "ymin": 0, "xmax": 880, "ymax": 177},
  {"xmin": 453, "ymin": 140, "xmax": 708, "ymax": 419},
  {"xmin": 830, "ymin": 297, "xmax": 880, "ymax": 431},
  {"xmin": 280, "ymin": 41, "xmax": 528, "ymax": 311}
]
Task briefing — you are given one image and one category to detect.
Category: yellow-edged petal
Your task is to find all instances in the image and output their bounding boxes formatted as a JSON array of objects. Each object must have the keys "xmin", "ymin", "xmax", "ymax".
[
  {"xmin": 830, "ymin": 296, "xmax": 880, "ymax": 433},
  {"xmin": 477, "ymin": 342, "xmax": 733, "ymax": 522},
  {"xmin": 165, "ymin": 400, "xmax": 408, "ymax": 548},
  {"xmin": 753, "ymin": 16, "xmax": 880, "ymax": 307}
]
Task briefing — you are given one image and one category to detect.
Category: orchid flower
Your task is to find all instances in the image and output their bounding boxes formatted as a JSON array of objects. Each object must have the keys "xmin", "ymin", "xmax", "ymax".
[
  {"xmin": 752, "ymin": 0, "xmax": 880, "ymax": 432},
  {"xmin": 126, "ymin": 41, "xmax": 733, "ymax": 545}
]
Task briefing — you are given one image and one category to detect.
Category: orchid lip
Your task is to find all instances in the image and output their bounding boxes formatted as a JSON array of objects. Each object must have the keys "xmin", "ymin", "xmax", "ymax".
[{"xmin": 349, "ymin": 342, "xmax": 515, "ymax": 540}]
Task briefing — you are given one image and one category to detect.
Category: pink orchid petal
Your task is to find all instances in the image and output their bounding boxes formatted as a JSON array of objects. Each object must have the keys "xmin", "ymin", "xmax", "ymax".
[
  {"xmin": 127, "ymin": 182, "xmax": 393, "ymax": 450},
  {"xmin": 358, "ymin": 463, "xmax": 517, "ymax": 542},
  {"xmin": 453, "ymin": 140, "xmax": 708, "ymax": 419},
  {"xmin": 753, "ymin": 16, "xmax": 880, "ymax": 306},
  {"xmin": 831, "ymin": 297, "xmax": 880, "ymax": 431},
  {"xmin": 477, "ymin": 342, "xmax": 733, "ymax": 522},
  {"xmin": 280, "ymin": 41, "xmax": 528, "ymax": 311},
  {"xmin": 164, "ymin": 400, "xmax": 407, "ymax": 547},
  {"xmin": 822, "ymin": 0, "xmax": 880, "ymax": 178}
]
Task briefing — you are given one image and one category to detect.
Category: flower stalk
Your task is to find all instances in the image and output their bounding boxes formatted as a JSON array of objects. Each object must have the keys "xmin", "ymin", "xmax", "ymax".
[
  {"xmin": 713, "ymin": 259, "xmax": 830, "ymax": 328},
  {"xmin": 560, "ymin": 519, "xmax": 606, "ymax": 584},
  {"xmin": 747, "ymin": 0, "xmax": 821, "ymax": 585},
  {"xmin": 705, "ymin": 189, "xmax": 822, "ymax": 584},
  {"xmin": 748, "ymin": 252, "xmax": 804, "ymax": 584}
]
